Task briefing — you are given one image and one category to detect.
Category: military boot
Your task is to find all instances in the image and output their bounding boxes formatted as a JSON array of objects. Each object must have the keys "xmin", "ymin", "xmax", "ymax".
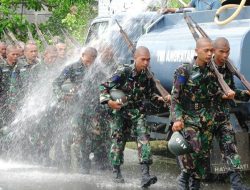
[
  {"xmin": 141, "ymin": 164, "xmax": 157, "ymax": 188},
  {"xmin": 229, "ymin": 171, "xmax": 250, "ymax": 190},
  {"xmin": 177, "ymin": 171, "xmax": 190, "ymax": 190},
  {"xmin": 113, "ymin": 165, "xmax": 125, "ymax": 183},
  {"xmin": 189, "ymin": 177, "xmax": 201, "ymax": 190}
]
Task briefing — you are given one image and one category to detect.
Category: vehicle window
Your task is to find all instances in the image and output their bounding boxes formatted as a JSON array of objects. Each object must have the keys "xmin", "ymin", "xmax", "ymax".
[{"xmin": 85, "ymin": 21, "xmax": 109, "ymax": 43}]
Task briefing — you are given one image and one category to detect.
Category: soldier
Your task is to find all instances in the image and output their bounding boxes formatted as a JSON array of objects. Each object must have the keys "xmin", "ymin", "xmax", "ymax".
[
  {"xmin": 170, "ymin": 38, "xmax": 235, "ymax": 189},
  {"xmin": 0, "ymin": 45, "xmax": 20, "ymax": 126},
  {"xmin": 40, "ymin": 45, "xmax": 59, "ymax": 69},
  {"xmin": 17, "ymin": 43, "xmax": 40, "ymax": 88},
  {"xmin": 55, "ymin": 42, "xmax": 67, "ymax": 63},
  {"xmin": 0, "ymin": 42, "xmax": 7, "ymax": 63},
  {"xmin": 90, "ymin": 44, "xmax": 118, "ymax": 171},
  {"xmin": 212, "ymin": 37, "xmax": 250, "ymax": 190},
  {"xmin": 99, "ymin": 46, "xmax": 167, "ymax": 187},
  {"xmin": 53, "ymin": 47, "xmax": 97, "ymax": 173}
]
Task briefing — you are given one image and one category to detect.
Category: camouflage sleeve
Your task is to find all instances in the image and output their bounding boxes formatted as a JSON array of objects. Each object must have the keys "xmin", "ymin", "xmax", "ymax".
[
  {"xmin": 170, "ymin": 66, "xmax": 187, "ymax": 122},
  {"xmin": 235, "ymin": 89, "xmax": 250, "ymax": 102},
  {"xmin": 227, "ymin": 71, "xmax": 250, "ymax": 102},
  {"xmin": 53, "ymin": 66, "xmax": 71, "ymax": 100},
  {"xmin": 99, "ymin": 65, "xmax": 127, "ymax": 104}
]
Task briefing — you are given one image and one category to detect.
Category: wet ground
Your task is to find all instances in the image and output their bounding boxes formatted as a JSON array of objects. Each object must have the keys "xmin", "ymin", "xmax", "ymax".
[{"xmin": 0, "ymin": 148, "xmax": 249, "ymax": 190}]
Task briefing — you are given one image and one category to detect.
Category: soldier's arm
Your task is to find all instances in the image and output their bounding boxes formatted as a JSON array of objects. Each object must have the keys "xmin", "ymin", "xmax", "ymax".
[
  {"xmin": 53, "ymin": 66, "xmax": 71, "ymax": 100},
  {"xmin": 99, "ymin": 65, "xmax": 127, "ymax": 105},
  {"xmin": 170, "ymin": 67, "xmax": 186, "ymax": 122},
  {"xmin": 226, "ymin": 69, "xmax": 250, "ymax": 101}
]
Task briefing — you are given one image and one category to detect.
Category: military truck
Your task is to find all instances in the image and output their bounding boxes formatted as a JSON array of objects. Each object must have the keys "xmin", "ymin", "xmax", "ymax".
[{"xmin": 85, "ymin": 5, "xmax": 250, "ymax": 175}]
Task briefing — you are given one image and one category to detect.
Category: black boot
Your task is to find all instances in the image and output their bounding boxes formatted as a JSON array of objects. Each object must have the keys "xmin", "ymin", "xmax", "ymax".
[
  {"xmin": 141, "ymin": 164, "xmax": 157, "ymax": 188},
  {"xmin": 113, "ymin": 165, "xmax": 125, "ymax": 183},
  {"xmin": 229, "ymin": 171, "xmax": 250, "ymax": 190},
  {"xmin": 189, "ymin": 177, "xmax": 201, "ymax": 190},
  {"xmin": 177, "ymin": 171, "xmax": 190, "ymax": 190}
]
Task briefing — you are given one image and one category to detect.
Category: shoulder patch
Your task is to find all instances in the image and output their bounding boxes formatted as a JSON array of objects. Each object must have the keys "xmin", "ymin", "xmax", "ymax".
[
  {"xmin": 178, "ymin": 75, "xmax": 187, "ymax": 84},
  {"xmin": 112, "ymin": 75, "xmax": 121, "ymax": 82}
]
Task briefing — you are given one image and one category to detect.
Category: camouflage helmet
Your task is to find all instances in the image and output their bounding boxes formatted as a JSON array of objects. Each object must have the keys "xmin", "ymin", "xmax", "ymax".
[
  {"xmin": 168, "ymin": 131, "xmax": 192, "ymax": 156},
  {"xmin": 110, "ymin": 89, "xmax": 128, "ymax": 106}
]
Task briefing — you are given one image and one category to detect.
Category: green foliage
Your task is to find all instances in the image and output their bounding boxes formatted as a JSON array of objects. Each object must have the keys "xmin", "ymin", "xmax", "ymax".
[{"xmin": 0, "ymin": 0, "xmax": 97, "ymax": 46}]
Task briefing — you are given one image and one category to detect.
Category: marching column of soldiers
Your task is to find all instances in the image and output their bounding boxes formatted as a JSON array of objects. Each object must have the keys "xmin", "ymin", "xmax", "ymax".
[{"xmin": 0, "ymin": 35, "xmax": 250, "ymax": 190}]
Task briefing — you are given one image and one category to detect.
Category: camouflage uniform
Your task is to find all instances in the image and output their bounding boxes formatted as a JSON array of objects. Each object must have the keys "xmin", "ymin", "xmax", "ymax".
[
  {"xmin": 213, "ymin": 58, "xmax": 250, "ymax": 171},
  {"xmin": 171, "ymin": 58, "xmax": 224, "ymax": 179},
  {"xmin": 53, "ymin": 59, "xmax": 93, "ymax": 173},
  {"xmin": 0, "ymin": 61, "xmax": 20, "ymax": 126},
  {"xmin": 99, "ymin": 64, "xmax": 159, "ymax": 166}
]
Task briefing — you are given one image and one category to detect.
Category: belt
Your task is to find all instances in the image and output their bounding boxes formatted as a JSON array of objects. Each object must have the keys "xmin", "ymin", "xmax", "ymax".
[{"xmin": 185, "ymin": 102, "xmax": 211, "ymax": 111}]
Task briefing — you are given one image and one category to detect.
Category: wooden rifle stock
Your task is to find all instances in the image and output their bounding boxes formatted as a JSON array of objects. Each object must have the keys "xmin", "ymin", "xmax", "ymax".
[
  {"xmin": 35, "ymin": 23, "xmax": 48, "ymax": 48},
  {"xmin": 63, "ymin": 29, "xmax": 81, "ymax": 48},
  {"xmin": 27, "ymin": 26, "xmax": 35, "ymax": 42},
  {"xmin": 188, "ymin": 14, "xmax": 250, "ymax": 92},
  {"xmin": 226, "ymin": 61, "xmax": 250, "ymax": 91},
  {"xmin": 184, "ymin": 14, "xmax": 233, "ymax": 95},
  {"xmin": 114, "ymin": 19, "xmax": 170, "ymax": 98}
]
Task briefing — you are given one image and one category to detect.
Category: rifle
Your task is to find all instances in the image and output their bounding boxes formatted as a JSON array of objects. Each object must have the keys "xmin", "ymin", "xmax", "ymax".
[
  {"xmin": 114, "ymin": 19, "xmax": 170, "ymax": 99},
  {"xmin": 46, "ymin": 29, "xmax": 56, "ymax": 45},
  {"xmin": 226, "ymin": 60, "xmax": 250, "ymax": 91},
  {"xmin": 60, "ymin": 28, "xmax": 78, "ymax": 48},
  {"xmin": 3, "ymin": 30, "xmax": 13, "ymax": 45},
  {"xmin": 5, "ymin": 28, "xmax": 23, "ymax": 48},
  {"xmin": 62, "ymin": 28, "xmax": 81, "ymax": 48},
  {"xmin": 186, "ymin": 15, "xmax": 250, "ymax": 92},
  {"xmin": 35, "ymin": 23, "xmax": 48, "ymax": 48},
  {"xmin": 27, "ymin": 25, "xmax": 35, "ymax": 42},
  {"xmin": 183, "ymin": 13, "xmax": 233, "ymax": 95}
]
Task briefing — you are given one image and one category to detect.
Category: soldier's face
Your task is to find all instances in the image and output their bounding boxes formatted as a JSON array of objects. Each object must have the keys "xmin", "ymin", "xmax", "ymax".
[
  {"xmin": 56, "ymin": 44, "xmax": 67, "ymax": 58},
  {"xmin": 44, "ymin": 52, "xmax": 58, "ymax": 64},
  {"xmin": 214, "ymin": 45, "xmax": 230, "ymax": 65},
  {"xmin": 24, "ymin": 45, "xmax": 38, "ymax": 61},
  {"xmin": 0, "ymin": 44, "xmax": 7, "ymax": 58},
  {"xmin": 7, "ymin": 50, "xmax": 19, "ymax": 65},
  {"xmin": 196, "ymin": 42, "xmax": 213, "ymax": 64},
  {"xmin": 135, "ymin": 52, "xmax": 150, "ymax": 72},
  {"xmin": 81, "ymin": 54, "xmax": 96, "ymax": 67}
]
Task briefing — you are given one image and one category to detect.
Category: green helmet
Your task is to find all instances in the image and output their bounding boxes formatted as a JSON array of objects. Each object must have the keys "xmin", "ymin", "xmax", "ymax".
[
  {"xmin": 61, "ymin": 82, "xmax": 76, "ymax": 95},
  {"xmin": 168, "ymin": 131, "xmax": 192, "ymax": 156},
  {"xmin": 110, "ymin": 89, "xmax": 128, "ymax": 106}
]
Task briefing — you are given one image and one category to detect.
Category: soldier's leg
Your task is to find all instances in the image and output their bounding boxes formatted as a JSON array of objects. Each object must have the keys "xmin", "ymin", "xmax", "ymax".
[
  {"xmin": 70, "ymin": 113, "xmax": 88, "ymax": 173},
  {"xmin": 178, "ymin": 125, "xmax": 213, "ymax": 190},
  {"xmin": 110, "ymin": 114, "xmax": 127, "ymax": 183},
  {"xmin": 218, "ymin": 122, "xmax": 250, "ymax": 190},
  {"xmin": 133, "ymin": 113, "xmax": 157, "ymax": 188}
]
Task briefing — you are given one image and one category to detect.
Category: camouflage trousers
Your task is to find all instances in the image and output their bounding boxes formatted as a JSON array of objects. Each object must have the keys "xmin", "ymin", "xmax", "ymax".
[
  {"xmin": 178, "ymin": 110, "xmax": 215, "ymax": 179},
  {"xmin": 109, "ymin": 109, "xmax": 152, "ymax": 166},
  {"xmin": 178, "ymin": 112, "xmax": 241, "ymax": 179},
  {"xmin": 214, "ymin": 121, "xmax": 241, "ymax": 171},
  {"xmin": 70, "ymin": 113, "xmax": 92, "ymax": 172},
  {"xmin": 91, "ymin": 115, "xmax": 111, "ymax": 169}
]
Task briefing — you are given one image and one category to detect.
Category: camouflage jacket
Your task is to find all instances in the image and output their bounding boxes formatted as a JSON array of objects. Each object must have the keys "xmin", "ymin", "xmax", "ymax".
[
  {"xmin": 171, "ymin": 58, "xmax": 223, "ymax": 123},
  {"xmin": 53, "ymin": 59, "xmax": 87, "ymax": 100},
  {"xmin": 17, "ymin": 58, "xmax": 40, "ymax": 91},
  {"xmin": 99, "ymin": 63, "xmax": 159, "ymax": 113},
  {"xmin": 0, "ymin": 62, "xmax": 20, "ymax": 106}
]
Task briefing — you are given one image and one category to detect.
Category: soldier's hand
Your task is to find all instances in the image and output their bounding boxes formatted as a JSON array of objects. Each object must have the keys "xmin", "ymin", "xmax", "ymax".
[
  {"xmin": 92, "ymin": 129, "xmax": 101, "ymax": 136},
  {"xmin": 164, "ymin": 95, "xmax": 171, "ymax": 103},
  {"xmin": 157, "ymin": 95, "xmax": 171, "ymax": 103},
  {"xmin": 245, "ymin": 90, "xmax": 250, "ymax": 96},
  {"xmin": 108, "ymin": 100, "xmax": 123, "ymax": 110},
  {"xmin": 63, "ymin": 94, "xmax": 74, "ymax": 102},
  {"xmin": 172, "ymin": 120, "xmax": 184, "ymax": 132},
  {"xmin": 222, "ymin": 90, "xmax": 235, "ymax": 100}
]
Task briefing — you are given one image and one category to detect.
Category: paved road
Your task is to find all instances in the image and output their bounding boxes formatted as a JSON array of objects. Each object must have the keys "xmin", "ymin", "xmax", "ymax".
[{"xmin": 0, "ymin": 149, "xmax": 249, "ymax": 190}]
